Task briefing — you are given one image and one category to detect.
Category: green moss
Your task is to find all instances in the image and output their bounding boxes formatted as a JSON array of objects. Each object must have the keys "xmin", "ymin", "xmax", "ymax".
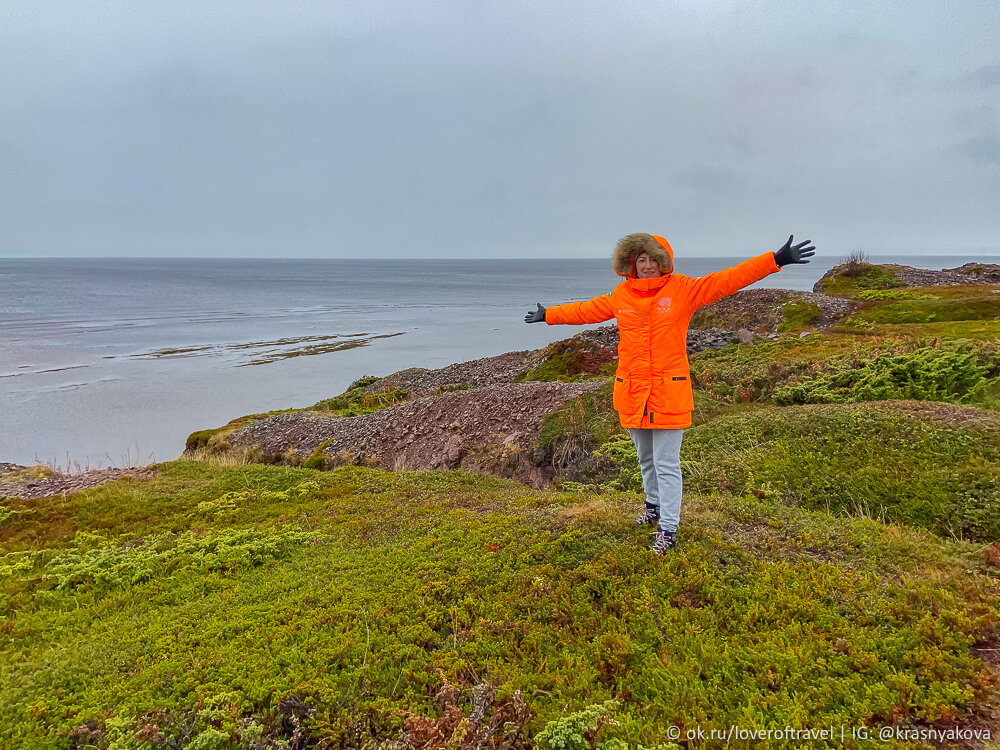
[
  {"xmin": 42, "ymin": 522, "xmax": 315, "ymax": 592},
  {"xmin": 10, "ymin": 281, "xmax": 1000, "ymax": 746},
  {"xmin": 592, "ymin": 434, "xmax": 642, "ymax": 493},
  {"xmin": 310, "ymin": 387, "xmax": 410, "ymax": 416},
  {"xmin": 692, "ymin": 296, "xmax": 824, "ymax": 335},
  {"xmin": 184, "ymin": 410, "xmax": 298, "ymax": 453},
  {"xmin": 302, "ymin": 439, "xmax": 334, "ymax": 470},
  {"xmin": 681, "ymin": 401, "xmax": 1000, "ymax": 541},
  {"xmin": 819, "ymin": 263, "xmax": 904, "ymax": 294},
  {"xmin": 855, "ymin": 266, "xmax": 906, "ymax": 289},
  {"xmin": 516, "ymin": 338, "xmax": 617, "ymax": 383},
  {"xmin": 854, "ymin": 289, "xmax": 939, "ymax": 301},
  {"xmin": 534, "ymin": 700, "xmax": 666, "ymax": 750},
  {"xmin": 776, "ymin": 299, "xmax": 822, "ymax": 332},
  {"xmin": 845, "ymin": 288, "xmax": 1000, "ymax": 326},
  {"xmin": 184, "ymin": 428, "xmax": 219, "ymax": 452},
  {"xmin": 868, "ymin": 318, "xmax": 1000, "ymax": 341},
  {"xmin": 688, "ymin": 335, "xmax": 861, "ymax": 414}
]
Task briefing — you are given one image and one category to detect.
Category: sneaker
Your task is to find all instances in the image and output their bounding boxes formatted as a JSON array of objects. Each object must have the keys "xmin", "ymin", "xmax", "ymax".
[
  {"xmin": 650, "ymin": 529, "xmax": 677, "ymax": 555},
  {"xmin": 635, "ymin": 506, "xmax": 660, "ymax": 527}
]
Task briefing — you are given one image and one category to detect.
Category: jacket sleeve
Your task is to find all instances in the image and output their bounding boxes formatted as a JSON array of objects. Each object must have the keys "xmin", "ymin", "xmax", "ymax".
[
  {"xmin": 685, "ymin": 251, "xmax": 781, "ymax": 311},
  {"xmin": 545, "ymin": 293, "xmax": 616, "ymax": 325}
]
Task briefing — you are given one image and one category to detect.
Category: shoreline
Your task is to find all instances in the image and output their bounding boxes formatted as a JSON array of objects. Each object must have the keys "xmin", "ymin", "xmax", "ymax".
[{"xmin": 4, "ymin": 257, "xmax": 999, "ymax": 472}]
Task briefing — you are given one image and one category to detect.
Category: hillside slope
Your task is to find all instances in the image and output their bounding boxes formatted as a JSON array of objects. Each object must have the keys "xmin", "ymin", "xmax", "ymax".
[
  {"xmin": 3, "ymin": 262, "xmax": 1000, "ymax": 748},
  {"xmin": 1, "ymin": 462, "xmax": 998, "ymax": 748}
]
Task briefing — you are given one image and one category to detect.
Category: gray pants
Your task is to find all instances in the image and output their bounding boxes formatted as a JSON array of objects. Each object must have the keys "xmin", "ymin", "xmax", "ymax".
[{"xmin": 627, "ymin": 427, "xmax": 684, "ymax": 532}]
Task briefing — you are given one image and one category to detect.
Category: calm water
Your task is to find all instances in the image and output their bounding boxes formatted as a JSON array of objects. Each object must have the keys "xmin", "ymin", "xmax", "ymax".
[{"xmin": 1, "ymin": 254, "xmax": 996, "ymax": 466}]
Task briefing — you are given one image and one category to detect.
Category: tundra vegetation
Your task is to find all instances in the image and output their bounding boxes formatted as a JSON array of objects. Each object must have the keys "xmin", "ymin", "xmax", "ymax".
[{"xmin": 2, "ymin": 261, "xmax": 999, "ymax": 749}]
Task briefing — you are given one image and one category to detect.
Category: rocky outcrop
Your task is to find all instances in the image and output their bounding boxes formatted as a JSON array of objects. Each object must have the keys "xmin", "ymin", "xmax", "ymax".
[
  {"xmin": 941, "ymin": 263, "xmax": 1000, "ymax": 284},
  {"xmin": 691, "ymin": 289, "xmax": 855, "ymax": 333},
  {"xmin": 228, "ymin": 382, "xmax": 606, "ymax": 489},
  {"xmin": 814, "ymin": 262, "xmax": 1000, "ymax": 292},
  {"xmin": 883, "ymin": 263, "xmax": 1000, "ymax": 288}
]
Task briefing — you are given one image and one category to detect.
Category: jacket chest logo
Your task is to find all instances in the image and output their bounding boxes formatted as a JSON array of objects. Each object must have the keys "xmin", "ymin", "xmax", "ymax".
[{"xmin": 655, "ymin": 297, "xmax": 673, "ymax": 313}]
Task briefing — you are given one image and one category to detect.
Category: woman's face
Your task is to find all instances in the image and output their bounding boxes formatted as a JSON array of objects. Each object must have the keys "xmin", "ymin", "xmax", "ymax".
[{"xmin": 635, "ymin": 252, "xmax": 663, "ymax": 278}]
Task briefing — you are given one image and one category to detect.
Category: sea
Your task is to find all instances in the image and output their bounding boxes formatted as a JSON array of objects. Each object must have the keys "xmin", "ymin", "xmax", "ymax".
[{"xmin": 2, "ymin": 254, "xmax": 997, "ymax": 467}]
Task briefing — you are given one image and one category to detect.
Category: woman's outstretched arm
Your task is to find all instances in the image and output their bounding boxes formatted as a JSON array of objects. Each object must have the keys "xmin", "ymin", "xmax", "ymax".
[
  {"xmin": 525, "ymin": 292, "xmax": 616, "ymax": 325},
  {"xmin": 686, "ymin": 235, "xmax": 815, "ymax": 311}
]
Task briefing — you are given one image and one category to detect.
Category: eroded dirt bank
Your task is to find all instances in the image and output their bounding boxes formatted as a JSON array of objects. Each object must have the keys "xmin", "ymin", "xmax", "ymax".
[{"xmin": 228, "ymin": 381, "xmax": 606, "ymax": 489}]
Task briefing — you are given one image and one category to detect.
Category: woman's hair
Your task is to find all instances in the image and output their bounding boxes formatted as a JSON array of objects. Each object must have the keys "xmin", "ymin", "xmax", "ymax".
[{"xmin": 612, "ymin": 233, "xmax": 673, "ymax": 277}]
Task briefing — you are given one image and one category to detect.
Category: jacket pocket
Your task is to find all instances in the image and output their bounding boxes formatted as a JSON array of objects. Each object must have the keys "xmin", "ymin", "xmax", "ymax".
[
  {"xmin": 612, "ymin": 375, "xmax": 628, "ymax": 413},
  {"xmin": 655, "ymin": 371, "xmax": 695, "ymax": 414},
  {"xmin": 612, "ymin": 374, "xmax": 645, "ymax": 421}
]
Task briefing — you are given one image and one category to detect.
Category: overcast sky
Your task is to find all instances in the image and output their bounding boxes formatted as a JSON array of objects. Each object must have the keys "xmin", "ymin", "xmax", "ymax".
[{"xmin": 2, "ymin": 1, "xmax": 998, "ymax": 258}]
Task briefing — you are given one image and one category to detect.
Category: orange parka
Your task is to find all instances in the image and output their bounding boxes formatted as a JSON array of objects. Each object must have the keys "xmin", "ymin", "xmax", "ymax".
[{"xmin": 545, "ymin": 234, "xmax": 781, "ymax": 429}]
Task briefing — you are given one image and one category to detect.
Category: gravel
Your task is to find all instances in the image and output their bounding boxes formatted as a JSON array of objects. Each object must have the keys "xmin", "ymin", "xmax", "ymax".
[
  {"xmin": 362, "ymin": 350, "xmax": 546, "ymax": 396},
  {"xmin": 0, "ymin": 466, "xmax": 157, "ymax": 500},
  {"xmin": 230, "ymin": 381, "xmax": 606, "ymax": 488}
]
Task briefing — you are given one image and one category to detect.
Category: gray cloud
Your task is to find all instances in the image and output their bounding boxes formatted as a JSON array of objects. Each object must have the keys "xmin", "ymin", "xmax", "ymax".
[
  {"xmin": 2, "ymin": 1, "xmax": 999, "ymax": 258},
  {"xmin": 953, "ymin": 135, "xmax": 1000, "ymax": 165},
  {"xmin": 971, "ymin": 64, "xmax": 1000, "ymax": 88}
]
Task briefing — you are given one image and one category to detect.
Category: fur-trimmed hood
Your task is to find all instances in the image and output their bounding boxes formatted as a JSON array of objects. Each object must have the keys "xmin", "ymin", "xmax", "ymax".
[{"xmin": 612, "ymin": 233, "xmax": 675, "ymax": 278}]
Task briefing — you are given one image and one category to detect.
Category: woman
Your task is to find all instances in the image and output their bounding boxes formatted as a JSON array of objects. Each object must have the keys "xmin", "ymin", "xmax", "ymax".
[{"xmin": 524, "ymin": 233, "xmax": 815, "ymax": 554}]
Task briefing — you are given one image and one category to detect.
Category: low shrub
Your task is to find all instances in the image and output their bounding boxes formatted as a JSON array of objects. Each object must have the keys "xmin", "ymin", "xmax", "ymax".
[
  {"xmin": 302, "ymin": 440, "xmax": 334, "ymax": 471},
  {"xmin": 592, "ymin": 434, "xmax": 643, "ymax": 494},
  {"xmin": 537, "ymin": 383, "xmax": 622, "ymax": 471},
  {"xmin": 772, "ymin": 344, "xmax": 999, "ymax": 407},
  {"xmin": 840, "ymin": 250, "xmax": 870, "ymax": 277}
]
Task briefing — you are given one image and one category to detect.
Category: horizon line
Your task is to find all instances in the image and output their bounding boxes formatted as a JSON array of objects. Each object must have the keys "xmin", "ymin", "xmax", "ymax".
[{"xmin": 3, "ymin": 252, "xmax": 1000, "ymax": 261}]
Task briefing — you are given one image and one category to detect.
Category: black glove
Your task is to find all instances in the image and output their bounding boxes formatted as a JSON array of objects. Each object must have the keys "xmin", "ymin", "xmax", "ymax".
[
  {"xmin": 524, "ymin": 303, "xmax": 546, "ymax": 323},
  {"xmin": 774, "ymin": 235, "xmax": 816, "ymax": 266}
]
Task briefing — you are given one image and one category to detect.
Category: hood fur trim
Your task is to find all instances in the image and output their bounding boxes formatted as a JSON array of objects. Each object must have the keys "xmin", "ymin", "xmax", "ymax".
[{"xmin": 612, "ymin": 233, "xmax": 675, "ymax": 278}]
